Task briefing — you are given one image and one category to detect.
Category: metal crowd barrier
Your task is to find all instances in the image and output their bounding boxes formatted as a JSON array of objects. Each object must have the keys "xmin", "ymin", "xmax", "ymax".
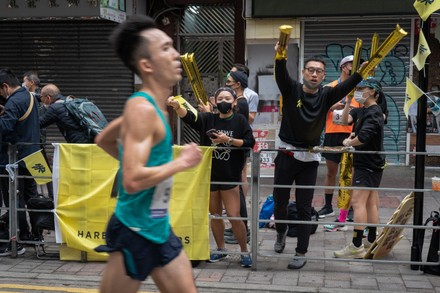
[{"xmin": 1, "ymin": 142, "xmax": 440, "ymax": 272}]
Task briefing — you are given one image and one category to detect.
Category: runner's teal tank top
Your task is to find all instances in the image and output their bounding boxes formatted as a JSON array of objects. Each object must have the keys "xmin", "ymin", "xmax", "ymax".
[{"xmin": 115, "ymin": 92, "xmax": 173, "ymax": 244}]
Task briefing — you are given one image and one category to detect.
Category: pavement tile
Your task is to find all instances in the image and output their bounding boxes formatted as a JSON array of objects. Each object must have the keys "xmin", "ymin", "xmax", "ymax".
[
  {"xmin": 272, "ymin": 271, "xmax": 299, "ymax": 286},
  {"xmin": 246, "ymin": 271, "xmax": 274, "ymax": 284},
  {"xmin": 350, "ymin": 275, "xmax": 379, "ymax": 290},
  {"xmin": 404, "ymin": 280, "xmax": 434, "ymax": 290},
  {"xmin": 298, "ymin": 271, "xmax": 324, "ymax": 287},
  {"xmin": 324, "ymin": 279, "xmax": 350, "ymax": 289},
  {"xmin": 196, "ymin": 270, "xmax": 225, "ymax": 282}
]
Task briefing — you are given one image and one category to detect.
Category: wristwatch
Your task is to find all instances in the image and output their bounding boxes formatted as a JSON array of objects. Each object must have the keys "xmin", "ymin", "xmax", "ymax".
[{"xmin": 228, "ymin": 137, "xmax": 234, "ymax": 144}]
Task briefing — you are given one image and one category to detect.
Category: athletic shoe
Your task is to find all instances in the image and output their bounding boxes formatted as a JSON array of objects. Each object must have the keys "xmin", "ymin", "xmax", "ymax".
[
  {"xmin": 0, "ymin": 243, "xmax": 26, "ymax": 257},
  {"xmin": 224, "ymin": 228, "xmax": 233, "ymax": 237},
  {"xmin": 324, "ymin": 219, "xmax": 348, "ymax": 232},
  {"xmin": 287, "ymin": 254, "xmax": 307, "ymax": 269},
  {"xmin": 208, "ymin": 249, "xmax": 228, "ymax": 263},
  {"xmin": 240, "ymin": 254, "xmax": 252, "ymax": 268},
  {"xmin": 334, "ymin": 243, "xmax": 366, "ymax": 259},
  {"xmin": 274, "ymin": 229, "xmax": 288, "ymax": 253},
  {"xmin": 317, "ymin": 206, "xmax": 335, "ymax": 219},
  {"xmin": 363, "ymin": 239, "xmax": 374, "ymax": 249}
]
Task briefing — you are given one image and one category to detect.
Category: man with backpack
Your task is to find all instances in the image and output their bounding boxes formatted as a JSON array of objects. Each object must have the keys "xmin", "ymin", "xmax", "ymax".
[{"xmin": 40, "ymin": 83, "xmax": 106, "ymax": 143}]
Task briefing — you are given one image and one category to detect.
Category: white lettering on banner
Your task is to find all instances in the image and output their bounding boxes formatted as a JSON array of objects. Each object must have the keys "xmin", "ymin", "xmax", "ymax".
[{"xmin": 150, "ymin": 177, "xmax": 173, "ymax": 218}]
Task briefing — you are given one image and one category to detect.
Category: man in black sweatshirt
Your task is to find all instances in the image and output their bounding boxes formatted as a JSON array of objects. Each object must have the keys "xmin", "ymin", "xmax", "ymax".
[{"xmin": 272, "ymin": 42, "xmax": 363, "ymax": 269}]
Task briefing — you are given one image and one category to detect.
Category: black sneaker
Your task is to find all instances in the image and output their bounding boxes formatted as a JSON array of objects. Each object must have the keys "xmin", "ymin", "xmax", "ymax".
[
  {"xmin": 274, "ymin": 229, "xmax": 288, "ymax": 253},
  {"xmin": 0, "ymin": 243, "xmax": 26, "ymax": 257},
  {"xmin": 317, "ymin": 206, "xmax": 334, "ymax": 219}
]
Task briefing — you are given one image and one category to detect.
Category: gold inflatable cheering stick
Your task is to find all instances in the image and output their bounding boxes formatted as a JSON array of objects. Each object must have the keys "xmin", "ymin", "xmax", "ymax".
[
  {"xmin": 336, "ymin": 38, "xmax": 362, "ymax": 211},
  {"xmin": 369, "ymin": 33, "xmax": 379, "ymax": 77},
  {"xmin": 275, "ymin": 25, "xmax": 293, "ymax": 60},
  {"xmin": 180, "ymin": 53, "xmax": 208, "ymax": 105},
  {"xmin": 358, "ymin": 25, "xmax": 408, "ymax": 79},
  {"xmin": 346, "ymin": 38, "xmax": 363, "ymax": 99}
]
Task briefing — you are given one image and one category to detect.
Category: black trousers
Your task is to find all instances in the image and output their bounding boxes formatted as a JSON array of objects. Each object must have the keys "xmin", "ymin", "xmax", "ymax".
[
  {"xmin": 273, "ymin": 152, "xmax": 318, "ymax": 254},
  {"xmin": 1, "ymin": 165, "xmax": 38, "ymax": 237}
]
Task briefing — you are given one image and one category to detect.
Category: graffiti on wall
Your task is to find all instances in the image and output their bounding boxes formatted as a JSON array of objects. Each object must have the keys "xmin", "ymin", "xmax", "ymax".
[{"xmin": 321, "ymin": 43, "xmax": 409, "ymax": 163}]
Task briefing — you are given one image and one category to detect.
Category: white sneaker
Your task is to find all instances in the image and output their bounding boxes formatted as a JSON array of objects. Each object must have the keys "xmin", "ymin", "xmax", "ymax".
[
  {"xmin": 334, "ymin": 243, "xmax": 365, "ymax": 259},
  {"xmin": 363, "ymin": 239, "xmax": 374, "ymax": 249}
]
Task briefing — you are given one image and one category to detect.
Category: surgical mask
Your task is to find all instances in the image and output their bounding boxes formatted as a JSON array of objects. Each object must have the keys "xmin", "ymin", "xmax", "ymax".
[
  {"xmin": 22, "ymin": 82, "xmax": 29, "ymax": 91},
  {"xmin": 217, "ymin": 101, "xmax": 233, "ymax": 114},
  {"xmin": 354, "ymin": 90, "xmax": 367, "ymax": 104}
]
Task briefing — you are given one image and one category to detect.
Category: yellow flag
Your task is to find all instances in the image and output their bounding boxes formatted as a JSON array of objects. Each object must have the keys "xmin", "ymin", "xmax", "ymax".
[
  {"xmin": 404, "ymin": 78, "xmax": 425, "ymax": 118},
  {"xmin": 412, "ymin": 30, "xmax": 431, "ymax": 71},
  {"xmin": 414, "ymin": 0, "xmax": 440, "ymax": 21},
  {"xmin": 22, "ymin": 150, "xmax": 52, "ymax": 185}
]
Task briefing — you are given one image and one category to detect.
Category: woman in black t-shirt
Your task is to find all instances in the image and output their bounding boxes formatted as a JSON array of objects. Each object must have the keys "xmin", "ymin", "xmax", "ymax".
[
  {"xmin": 334, "ymin": 77, "xmax": 385, "ymax": 259},
  {"xmin": 168, "ymin": 87, "xmax": 255, "ymax": 268}
]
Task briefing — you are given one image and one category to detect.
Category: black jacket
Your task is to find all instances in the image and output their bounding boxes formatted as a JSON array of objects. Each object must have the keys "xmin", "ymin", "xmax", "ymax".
[
  {"xmin": 40, "ymin": 96, "xmax": 92, "ymax": 143},
  {"xmin": 0, "ymin": 87, "xmax": 40, "ymax": 164},
  {"xmin": 275, "ymin": 59, "xmax": 362, "ymax": 148}
]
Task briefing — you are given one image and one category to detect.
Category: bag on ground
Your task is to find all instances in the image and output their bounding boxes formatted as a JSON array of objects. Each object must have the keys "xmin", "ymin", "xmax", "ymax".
[
  {"xmin": 287, "ymin": 201, "xmax": 318, "ymax": 237},
  {"xmin": 259, "ymin": 194, "xmax": 274, "ymax": 228},
  {"xmin": 422, "ymin": 211, "xmax": 440, "ymax": 276}
]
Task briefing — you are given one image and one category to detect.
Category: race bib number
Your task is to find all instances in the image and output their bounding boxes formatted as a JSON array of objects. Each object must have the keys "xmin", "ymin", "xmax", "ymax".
[
  {"xmin": 332, "ymin": 109, "xmax": 344, "ymax": 125},
  {"xmin": 150, "ymin": 177, "xmax": 173, "ymax": 218}
]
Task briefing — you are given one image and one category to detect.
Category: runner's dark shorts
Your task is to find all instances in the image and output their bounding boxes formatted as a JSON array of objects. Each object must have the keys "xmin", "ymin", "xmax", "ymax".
[
  {"xmin": 210, "ymin": 183, "xmax": 238, "ymax": 192},
  {"xmin": 352, "ymin": 168, "xmax": 383, "ymax": 188},
  {"xmin": 322, "ymin": 132, "xmax": 351, "ymax": 163},
  {"xmin": 94, "ymin": 214, "xmax": 182, "ymax": 281}
]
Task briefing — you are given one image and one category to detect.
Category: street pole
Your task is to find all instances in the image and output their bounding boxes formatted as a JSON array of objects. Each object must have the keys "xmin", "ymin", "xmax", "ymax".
[{"xmin": 410, "ymin": 16, "xmax": 430, "ymax": 271}]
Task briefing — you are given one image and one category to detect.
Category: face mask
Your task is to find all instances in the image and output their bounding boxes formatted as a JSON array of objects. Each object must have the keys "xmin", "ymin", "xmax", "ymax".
[
  {"xmin": 22, "ymin": 82, "xmax": 29, "ymax": 91},
  {"xmin": 217, "ymin": 101, "xmax": 233, "ymax": 114},
  {"xmin": 354, "ymin": 90, "xmax": 367, "ymax": 104}
]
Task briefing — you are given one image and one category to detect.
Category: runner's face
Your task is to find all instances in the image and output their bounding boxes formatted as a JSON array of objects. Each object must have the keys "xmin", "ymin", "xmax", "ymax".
[{"xmin": 141, "ymin": 29, "xmax": 182, "ymax": 86}]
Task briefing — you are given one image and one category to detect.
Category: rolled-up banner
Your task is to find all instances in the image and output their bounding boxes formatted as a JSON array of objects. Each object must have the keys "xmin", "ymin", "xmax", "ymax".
[
  {"xmin": 172, "ymin": 95, "xmax": 198, "ymax": 120},
  {"xmin": 337, "ymin": 152, "xmax": 353, "ymax": 210},
  {"xmin": 358, "ymin": 24, "xmax": 407, "ymax": 79}
]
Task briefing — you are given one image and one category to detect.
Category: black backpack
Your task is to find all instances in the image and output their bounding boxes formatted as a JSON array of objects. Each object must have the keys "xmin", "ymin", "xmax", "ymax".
[
  {"xmin": 286, "ymin": 201, "xmax": 319, "ymax": 237},
  {"xmin": 422, "ymin": 211, "xmax": 440, "ymax": 275}
]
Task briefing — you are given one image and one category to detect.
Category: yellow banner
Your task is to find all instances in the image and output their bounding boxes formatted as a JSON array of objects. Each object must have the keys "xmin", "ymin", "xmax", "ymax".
[
  {"xmin": 170, "ymin": 146, "xmax": 212, "ymax": 260},
  {"xmin": 414, "ymin": 0, "xmax": 440, "ymax": 21},
  {"xmin": 55, "ymin": 144, "xmax": 118, "ymax": 261},
  {"xmin": 404, "ymin": 78, "xmax": 425, "ymax": 118},
  {"xmin": 412, "ymin": 30, "xmax": 431, "ymax": 71},
  {"xmin": 22, "ymin": 150, "xmax": 52, "ymax": 185},
  {"xmin": 54, "ymin": 144, "xmax": 212, "ymax": 261}
]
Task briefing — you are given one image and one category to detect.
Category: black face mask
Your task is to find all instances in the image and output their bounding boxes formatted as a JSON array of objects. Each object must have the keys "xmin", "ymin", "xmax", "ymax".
[{"xmin": 217, "ymin": 101, "xmax": 233, "ymax": 114}]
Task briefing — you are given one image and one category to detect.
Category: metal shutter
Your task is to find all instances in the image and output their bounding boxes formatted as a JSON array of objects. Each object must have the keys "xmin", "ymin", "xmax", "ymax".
[
  {"xmin": 303, "ymin": 18, "xmax": 412, "ymax": 164},
  {"xmin": 0, "ymin": 20, "xmax": 133, "ymax": 146},
  {"xmin": 178, "ymin": 4, "xmax": 235, "ymax": 144}
]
